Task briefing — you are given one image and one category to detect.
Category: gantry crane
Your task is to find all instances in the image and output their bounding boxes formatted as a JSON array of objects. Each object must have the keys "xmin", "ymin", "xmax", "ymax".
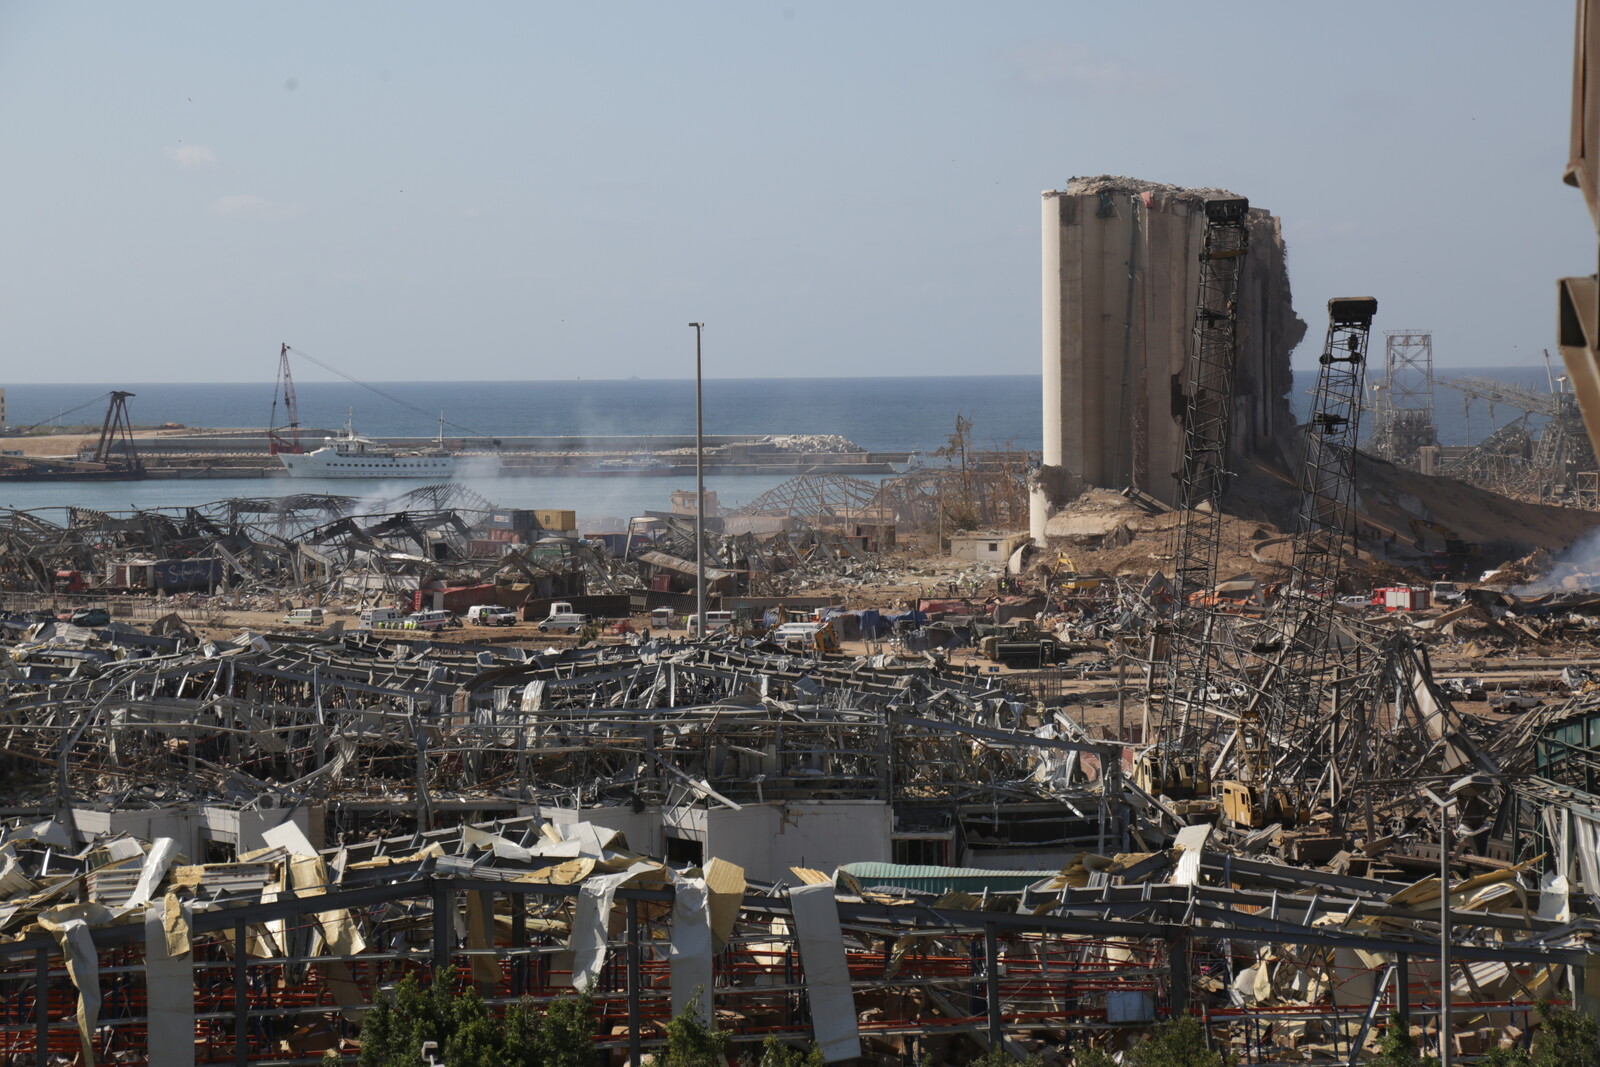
[{"xmin": 91, "ymin": 391, "xmax": 143, "ymax": 475}]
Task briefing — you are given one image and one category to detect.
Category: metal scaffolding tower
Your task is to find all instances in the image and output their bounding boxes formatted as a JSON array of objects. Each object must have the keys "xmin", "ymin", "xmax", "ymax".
[
  {"xmin": 1262, "ymin": 298, "xmax": 1378, "ymax": 788},
  {"xmin": 1157, "ymin": 197, "xmax": 1251, "ymax": 748},
  {"xmin": 1366, "ymin": 331, "xmax": 1437, "ymax": 466},
  {"xmin": 1170, "ymin": 197, "xmax": 1251, "ymax": 605},
  {"xmin": 1286, "ymin": 299, "xmax": 1379, "ymax": 606}
]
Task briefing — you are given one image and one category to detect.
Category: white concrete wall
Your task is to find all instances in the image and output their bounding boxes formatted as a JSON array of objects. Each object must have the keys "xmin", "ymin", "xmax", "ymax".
[
  {"xmin": 672, "ymin": 801, "xmax": 891, "ymax": 883},
  {"xmin": 70, "ymin": 803, "xmax": 323, "ymax": 860}
]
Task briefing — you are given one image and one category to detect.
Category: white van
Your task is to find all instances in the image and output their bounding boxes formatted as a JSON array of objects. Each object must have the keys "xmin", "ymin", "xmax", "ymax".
[
  {"xmin": 465, "ymin": 604, "xmax": 519, "ymax": 626},
  {"xmin": 538, "ymin": 602, "xmax": 591, "ymax": 632},
  {"xmin": 687, "ymin": 610, "xmax": 734, "ymax": 637},
  {"xmin": 404, "ymin": 610, "xmax": 460, "ymax": 631},
  {"xmin": 360, "ymin": 607, "xmax": 403, "ymax": 629},
  {"xmin": 284, "ymin": 608, "xmax": 324, "ymax": 626}
]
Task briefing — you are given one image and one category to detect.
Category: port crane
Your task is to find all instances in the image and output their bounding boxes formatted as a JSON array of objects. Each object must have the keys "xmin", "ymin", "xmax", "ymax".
[
  {"xmin": 267, "ymin": 343, "xmax": 303, "ymax": 455},
  {"xmin": 9, "ymin": 390, "xmax": 145, "ymax": 477},
  {"xmin": 91, "ymin": 390, "xmax": 143, "ymax": 474},
  {"xmin": 267, "ymin": 343, "xmax": 499, "ymax": 453}
]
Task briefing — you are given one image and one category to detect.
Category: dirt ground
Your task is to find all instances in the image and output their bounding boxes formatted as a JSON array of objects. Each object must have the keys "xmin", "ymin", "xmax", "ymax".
[{"xmin": 1, "ymin": 425, "xmax": 218, "ymax": 458}]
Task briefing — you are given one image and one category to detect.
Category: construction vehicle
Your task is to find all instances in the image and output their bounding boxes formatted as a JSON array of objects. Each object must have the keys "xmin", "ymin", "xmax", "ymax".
[
  {"xmin": 1048, "ymin": 553, "xmax": 1105, "ymax": 595},
  {"xmin": 53, "ymin": 570, "xmax": 88, "ymax": 594},
  {"xmin": 1186, "ymin": 576, "xmax": 1263, "ymax": 614},
  {"xmin": 979, "ymin": 619, "xmax": 1064, "ymax": 668},
  {"xmin": 771, "ymin": 619, "xmax": 840, "ymax": 655},
  {"xmin": 1217, "ymin": 780, "xmax": 1303, "ymax": 829},
  {"xmin": 1133, "ymin": 746, "xmax": 1211, "ymax": 799},
  {"xmin": 1406, "ymin": 518, "xmax": 1481, "ymax": 578}
]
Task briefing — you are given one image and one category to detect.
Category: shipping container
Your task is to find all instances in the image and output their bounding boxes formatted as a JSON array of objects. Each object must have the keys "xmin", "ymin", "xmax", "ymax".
[
  {"xmin": 1379, "ymin": 586, "xmax": 1431, "ymax": 612},
  {"xmin": 107, "ymin": 560, "xmax": 155, "ymax": 590},
  {"xmin": 152, "ymin": 558, "xmax": 222, "ymax": 591},
  {"xmin": 534, "ymin": 509, "xmax": 577, "ymax": 533},
  {"xmin": 486, "ymin": 509, "xmax": 539, "ymax": 533},
  {"xmin": 413, "ymin": 583, "xmax": 501, "ymax": 613}
]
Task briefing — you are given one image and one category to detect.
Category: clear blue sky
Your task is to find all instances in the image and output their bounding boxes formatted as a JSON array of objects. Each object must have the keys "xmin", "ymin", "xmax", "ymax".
[{"xmin": 0, "ymin": 2, "xmax": 1589, "ymax": 383}]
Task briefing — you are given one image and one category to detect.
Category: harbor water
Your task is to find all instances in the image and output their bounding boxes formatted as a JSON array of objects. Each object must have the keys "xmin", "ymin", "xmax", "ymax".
[{"xmin": 0, "ymin": 365, "xmax": 1563, "ymax": 521}]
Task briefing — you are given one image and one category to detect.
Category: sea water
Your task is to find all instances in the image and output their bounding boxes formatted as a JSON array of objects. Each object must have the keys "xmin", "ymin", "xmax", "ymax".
[
  {"xmin": 0, "ymin": 376, "xmax": 1040, "ymax": 522},
  {"xmin": 0, "ymin": 366, "xmax": 1565, "ymax": 522}
]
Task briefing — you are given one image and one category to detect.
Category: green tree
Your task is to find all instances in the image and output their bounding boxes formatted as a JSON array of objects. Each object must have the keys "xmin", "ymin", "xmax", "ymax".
[
  {"xmin": 354, "ymin": 968, "xmax": 598, "ymax": 1067},
  {"xmin": 758, "ymin": 1034, "xmax": 825, "ymax": 1067},
  {"xmin": 970, "ymin": 1047, "xmax": 1044, "ymax": 1067},
  {"xmin": 520, "ymin": 993, "xmax": 600, "ymax": 1067},
  {"xmin": 1070, "ymin": 1046, "xmax": 1119, "ymax": 1067},
  {"xmin": 1530, "ymin": 1000, "xmax": 1600, "ymax": 1067},
  {"xmin": 441, "ymin": 1003, "xmax": 509, "ymax": 1067},
  {"xmin": 357, "ymin": 967, "xmax": 474, "ymax": 1067},
  {"xmin": 1371, "ymin": 1012, "xmax": 1438, "ymax": 1067},
  {"xmin": 661, "ymin": 992, "xmax": 729, "ymax": 1067},
  {"xmin": 1487, "ymin": 1001, "xmax": 1600, "ymax": 1067},
  {"xmin": 1122, "ymin": 1015, "xmax": 1224, "ymax": 1067}
]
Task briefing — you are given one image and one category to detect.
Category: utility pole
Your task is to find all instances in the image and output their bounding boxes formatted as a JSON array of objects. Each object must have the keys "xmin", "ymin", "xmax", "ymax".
[{"xmin": 689, "ymin": 323, "xmax": 706, "ymax": 640}]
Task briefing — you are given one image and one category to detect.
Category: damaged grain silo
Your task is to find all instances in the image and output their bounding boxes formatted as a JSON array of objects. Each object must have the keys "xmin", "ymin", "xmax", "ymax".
[{"xmin": 1030, "ymin": 176, "xmax": 1307, "ymax": 534}]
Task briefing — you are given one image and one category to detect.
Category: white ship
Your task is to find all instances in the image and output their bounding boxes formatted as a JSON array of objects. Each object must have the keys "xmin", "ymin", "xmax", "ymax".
[{"xmin": 277, "ymin": 412, "xmax": 460, "ymax": 480}]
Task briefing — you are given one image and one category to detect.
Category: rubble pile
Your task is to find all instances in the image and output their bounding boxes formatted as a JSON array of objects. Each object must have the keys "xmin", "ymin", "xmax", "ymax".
[
  {"xmin": 0, "ymin": 464, "xmax": 1598, "ymax": 1062},
  {"xmin": 0, "ymin": 611, "xmax": 1591, "ymax": 1062},
  {"xmin": 765, "ymin": 434, "xmax": 862, "ymax": 454}
]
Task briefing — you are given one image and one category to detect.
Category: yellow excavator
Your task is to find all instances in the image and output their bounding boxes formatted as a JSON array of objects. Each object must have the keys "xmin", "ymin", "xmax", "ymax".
[{"xmin": 1048, "ymin": 552, "xmax": 1104, "ymax": 595}]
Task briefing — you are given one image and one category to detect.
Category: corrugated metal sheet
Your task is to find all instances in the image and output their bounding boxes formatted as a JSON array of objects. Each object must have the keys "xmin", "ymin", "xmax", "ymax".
[
  {"xmin": 635, "ymin": 550, "xmax": 735, "ymax": 581},
  {"xmin": 840, "ymin": 862, "xmax": 1056, "ymax": 896}
]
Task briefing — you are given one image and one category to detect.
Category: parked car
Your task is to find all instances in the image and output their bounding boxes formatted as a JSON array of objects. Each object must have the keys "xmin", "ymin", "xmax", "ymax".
[
  {"xmin": 69, "ymin": 607, "xmax": 111, "ymax": 628},
  {"xmin": 284, "ymin": 608, "xmax": 325, "ymax": 626}
]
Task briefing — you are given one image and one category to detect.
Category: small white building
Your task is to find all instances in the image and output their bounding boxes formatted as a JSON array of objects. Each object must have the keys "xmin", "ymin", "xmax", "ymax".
[{"xmin": 947, "ymin": 530, "xmax": 1029, "ymax": 563}]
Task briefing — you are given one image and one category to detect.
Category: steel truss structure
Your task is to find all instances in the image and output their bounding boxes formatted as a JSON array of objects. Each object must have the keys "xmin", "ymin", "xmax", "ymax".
[
  {"xmin": 1254, "ymin": 299, "xmax": 1379, "ymax": 789},
  {"xmin": 1155, "ymin": 198, "xmax": 1251, "ymax": 752},
  {"xmin": 0, "ymin": 825, "xmax": 1576, "ymax": 1066},
  {"xmin": 1438, "ymin": 373, "xmax": 1597, "ymax": 501},
  {"xmin": 1366, "ymin": 331, "xmax": 1438, "ymax": 467}
]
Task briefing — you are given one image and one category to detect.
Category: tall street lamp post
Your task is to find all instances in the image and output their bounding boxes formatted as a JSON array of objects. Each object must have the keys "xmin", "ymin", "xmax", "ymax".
[
  {"xmin": 688, "ymin": 323, "xmax": 706, "ymax": 640},
  {"xmin": 1419, "ymin": 773, "xmax": 1492, "ymax": 1067}
]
